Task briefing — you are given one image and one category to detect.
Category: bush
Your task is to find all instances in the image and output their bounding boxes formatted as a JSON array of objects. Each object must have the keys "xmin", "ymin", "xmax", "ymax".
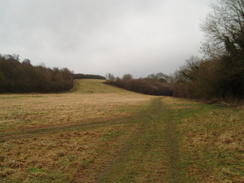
[{"xmin": 107, "ymin": 75, "xmax": 172, "ymax": 96}]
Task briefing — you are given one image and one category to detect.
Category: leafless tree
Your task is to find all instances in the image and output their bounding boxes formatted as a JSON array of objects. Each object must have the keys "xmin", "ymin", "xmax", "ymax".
[
  {"xmin": 105, "ymin": 73, "xmax": 115, "ymax": 82},
  {"xmin": 201, "ymin": 0, "xmax": 244, "ymax": 58},
  {"xmin": 122, "ymin": 74, "xmax": 133, "ymax": 82}
]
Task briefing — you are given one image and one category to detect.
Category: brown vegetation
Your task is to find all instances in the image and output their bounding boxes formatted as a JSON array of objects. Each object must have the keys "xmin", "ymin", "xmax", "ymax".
[
  {"xmin": 0, "ymin": 80, "xmax": 153, "ymax": 182},
  {"xmin": 172, "ymin": 0, "xmax": 244, "ymax": 101},
  {"xmin": 106, "ymin": 73, "xmax": 173, "ymax": 96}
]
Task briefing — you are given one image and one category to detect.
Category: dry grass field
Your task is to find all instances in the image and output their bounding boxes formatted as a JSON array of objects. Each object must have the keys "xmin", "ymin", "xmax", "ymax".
[
  {"xmin": 0, "ymin": 80, "xmax": 153, "ymax": 132},
  {"xmin": 0, "ymin": 79, "xmax": 243, "ymax": 183},
  {"xmin": 0, "ymin": 80, "xmax": 154, "ymax": 182}
]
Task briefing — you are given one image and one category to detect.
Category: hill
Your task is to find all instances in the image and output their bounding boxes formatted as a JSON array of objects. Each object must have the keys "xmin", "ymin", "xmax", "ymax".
[{"xmin": 71, "ymin": 79, "xmax": 135, "ymax": 94}]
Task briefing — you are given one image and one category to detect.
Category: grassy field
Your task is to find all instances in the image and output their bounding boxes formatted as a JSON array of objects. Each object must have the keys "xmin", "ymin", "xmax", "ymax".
[
  {"xmin": 0, "ymin": 80, "xmax": 152, "ymax": 133},
  {"xmin": 0, "ymin": 79, "xmax": 243, "ymax": 183}
]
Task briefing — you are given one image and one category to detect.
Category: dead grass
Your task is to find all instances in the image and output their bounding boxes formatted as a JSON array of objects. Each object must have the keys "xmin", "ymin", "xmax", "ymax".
[
  {"xmin": 1, "ymin": 80, "xmax": 242, "ymax": 182},
  {"xmin": 0, "ymin": 80, "xmax": 154, "ymax": 182},
  {"xmin": 71, "ymin": 79, "xmax": 129, "ymax": 94},
  {"xmin": 0, "ymin": 125, "xmax": 139, "ymax": 182},
  {"xmin": 0, "ymin": 92, "xmax": 153, "ymax": 132}
]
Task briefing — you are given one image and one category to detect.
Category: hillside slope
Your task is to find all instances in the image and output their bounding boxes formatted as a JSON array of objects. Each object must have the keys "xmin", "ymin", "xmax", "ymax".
[{"xmin": 71, "ymin": 79, "xmax": 133, "ymax": 94}]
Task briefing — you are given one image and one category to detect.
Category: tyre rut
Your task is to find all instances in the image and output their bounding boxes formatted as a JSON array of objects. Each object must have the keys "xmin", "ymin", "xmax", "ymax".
[{"xmin": 96, "ymin": 97, "xmax": 182, "ymax": 183}]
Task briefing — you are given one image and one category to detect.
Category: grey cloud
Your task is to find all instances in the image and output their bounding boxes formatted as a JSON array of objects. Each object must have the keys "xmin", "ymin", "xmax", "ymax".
[{"xmin": 0, "ymin": 0, "xmax": 212, "ymax": 77}]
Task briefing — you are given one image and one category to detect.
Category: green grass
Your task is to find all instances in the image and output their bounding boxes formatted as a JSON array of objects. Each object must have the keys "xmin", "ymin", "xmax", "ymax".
[{"xmin": 170, "ymin": 100, "xmax": 244, "ymax": 183}]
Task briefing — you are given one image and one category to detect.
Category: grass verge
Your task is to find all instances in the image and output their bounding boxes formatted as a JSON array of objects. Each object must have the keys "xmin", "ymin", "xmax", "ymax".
[{"xmin": 163, "ymin": 97, "xmax": 244, "ymax": 183}]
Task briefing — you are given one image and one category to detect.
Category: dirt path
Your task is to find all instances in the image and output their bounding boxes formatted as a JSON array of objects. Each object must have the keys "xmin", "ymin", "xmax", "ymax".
[
  {"xmin": 95, "ymin": 97, "xmax": 182, "ymax": 183},
  {"xmin": 0, "ymin": 111, "xmax": 148, "ymax": 142}
]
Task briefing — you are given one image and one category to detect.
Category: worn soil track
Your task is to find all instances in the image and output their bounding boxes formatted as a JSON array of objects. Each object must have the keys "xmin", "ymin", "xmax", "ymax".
[
  {"xmin": 0, "ymin": 114, "xmax": 146, "ymax": 142},
  {"xmin": 94, "ymin": 97, "xmax": 182, "ymax": 183}
]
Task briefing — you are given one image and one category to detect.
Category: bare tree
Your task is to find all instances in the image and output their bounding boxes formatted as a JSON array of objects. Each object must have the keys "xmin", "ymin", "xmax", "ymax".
[
  {"xmin": 201, "ymin": 0, "xmax": 244, "ymax": 58},
  {"xmin": 178, "ymin": 56, "xmax": 202, "ymax": 82},
  {"xmin": 105, "ymin": 73, "xmax": 115, "ymax": 82},
  {"xmin": 147, "ymin": 72, "xmax": 170, "ymax": 83},
  {"xmin": 122, "ymin": 74, "xmax": 133, "ymax": 82}
]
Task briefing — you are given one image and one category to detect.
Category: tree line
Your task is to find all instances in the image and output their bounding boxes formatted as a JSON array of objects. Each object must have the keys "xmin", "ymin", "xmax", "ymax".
[
  {"xmin": 172, "ymin": 0, "xmax": 244, "ymax": 101},
  {"xmin": 106, "ymin": 73, "xmax": 172, "ymax": 96},
  {"xmin": 1, "ymin": 0, "xmax": 242, "ymax": 100},
  {"xmin": 106, "ymin": 0, "xmax": 243, "ymax": 101},
  {"xmin": 73, "ymin": 73, "xmax": 105, "ymax": 80},
  {"xmin": 0, "ymin": 54, "xmax": 74, "ymax": 93}
]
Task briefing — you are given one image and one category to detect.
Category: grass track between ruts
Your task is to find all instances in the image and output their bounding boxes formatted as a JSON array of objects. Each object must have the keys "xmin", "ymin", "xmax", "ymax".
[
  {"xmin": 98, "ymin": 97, "xmax": 186, "ymax": 183},
  {"xmin": 97, "ymin": 97, "xmax": 173, "ymax": 183}
]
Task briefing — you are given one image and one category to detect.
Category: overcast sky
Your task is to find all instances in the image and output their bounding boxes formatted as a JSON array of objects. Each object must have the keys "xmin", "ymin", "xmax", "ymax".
[{"xmin": 0, "ymin": 0, "xmax": 214, "ymax": 78}]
